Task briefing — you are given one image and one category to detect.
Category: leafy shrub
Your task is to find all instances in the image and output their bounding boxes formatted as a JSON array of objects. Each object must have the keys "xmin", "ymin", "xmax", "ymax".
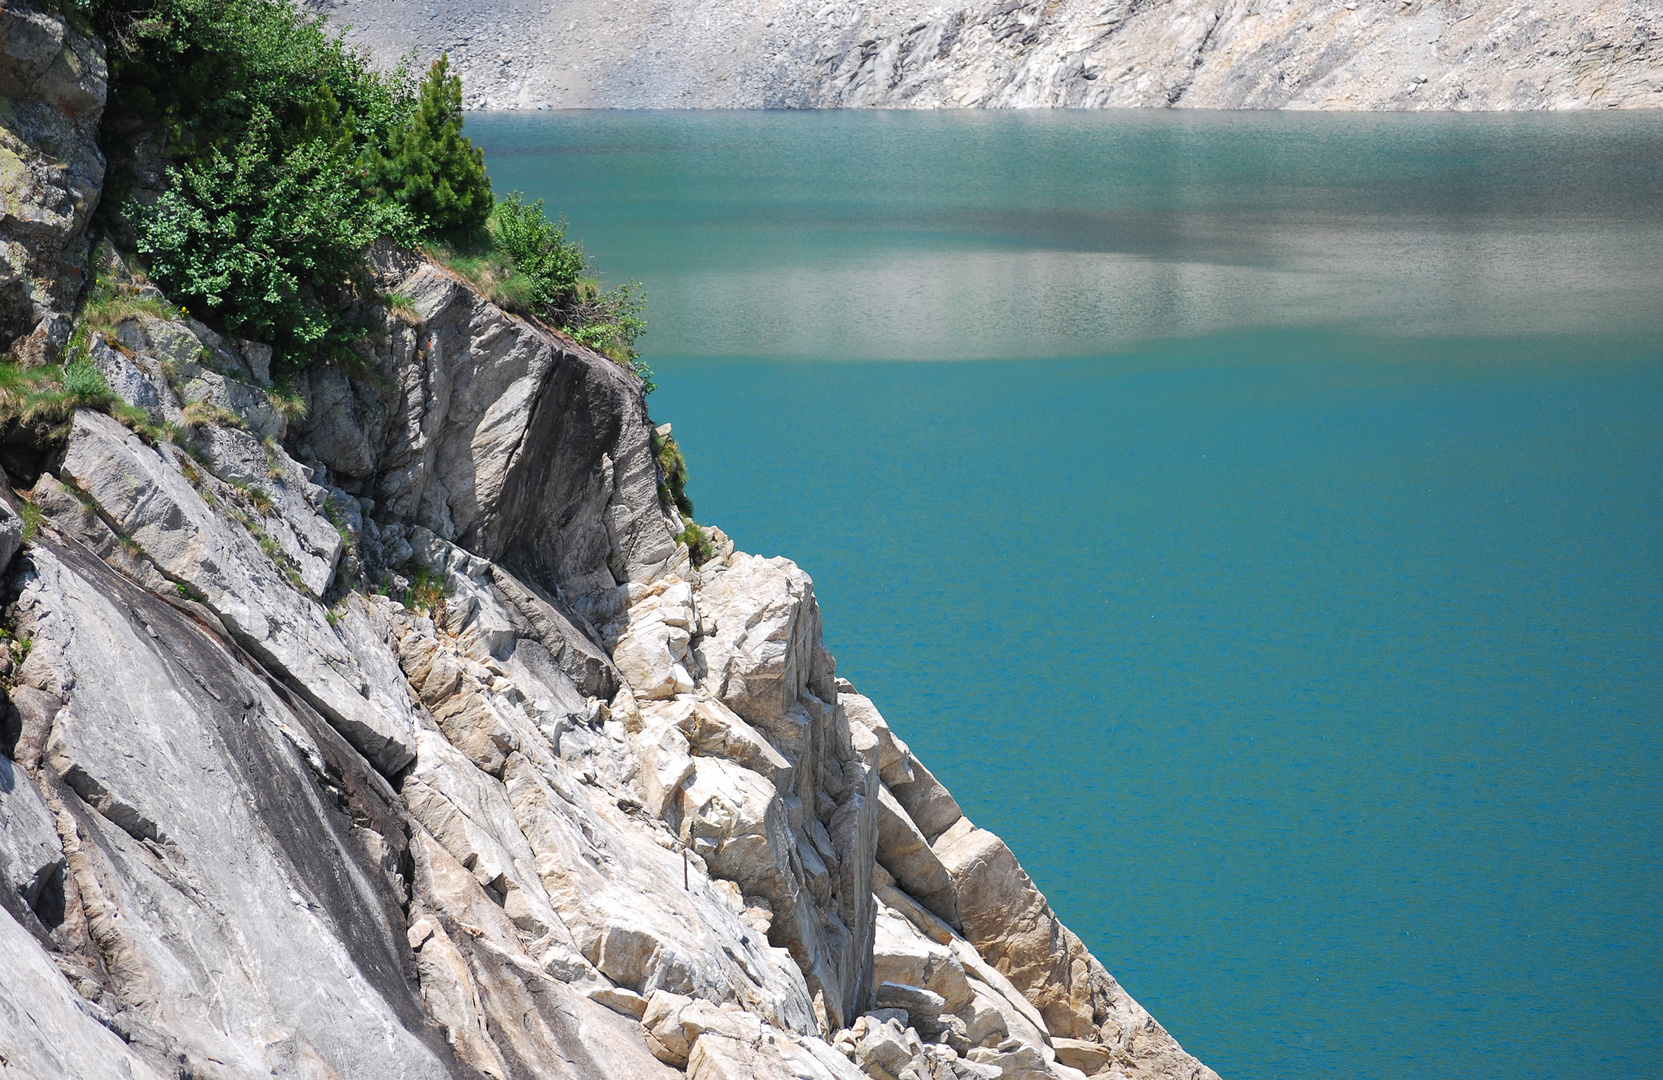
[
  {"xmin": 492, "ymin": 193, "xmax": 586, "ymax": 312},
  {"xmin": 73, "ymin": 0, "xmax": 639, "ymax": 380},
  {"xmin": 404, "ymin": 564, "xmax": 449, "ymax": 615},
  {"xmin": 135, "ymin": 107, "xmax": 412, "ymax": 368},
  {"xmin": 472, "ymin": 193, "xmax": 649, "ymax": 374},
  {"xmin": 61, "ymin": 356, "xmax": 115, "ymax": 403},
  {"xmin": 374, "ymin": 57, "xmax": 492, "ymax": 235},
  {"xmin": 0, "ymin": 343, "xmax": 117, "ymax": 434},
  {"xmin": 89, "ymin": 0, "xmax": 412, "ymax": 168},
  {"xmin": 83, "ymin": 0, "xmax": 448, "ymax": 371},
  {"xmin": 18, "ymin": 501, "xmax": 44, "ymax": 545}
]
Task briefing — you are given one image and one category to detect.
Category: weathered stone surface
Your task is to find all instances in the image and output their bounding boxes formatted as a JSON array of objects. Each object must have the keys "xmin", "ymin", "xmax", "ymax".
[
  {"xmin": 409, "ymin": 825, "xmax": 682, "ymax": 1079},
  {"xmin": 696, "ymin": 553, "xmax": 828, "ymax": 725},
  {"xmin": 489, "ymin": 561, "xmax": 620, "ymax": 698},
  {"xmin": 0, "ymin": 480, "xmax": 24, "ymax": 577},
  {"xmin": 11, "ymin": 541, "xmax": 460, "ymax": 1078},
  {"xmin": 500, "ymin": 737, "xmax": 820, "ymax": 1030},
  {"xmin": 609, "ymin": 578, "xmax": 699, "ymax": 699},
  {"xmin": 641, "ymin": 694, "xmax": 794, "ymax": 790},
  {"xmin": 936, "ymin": 820, "xmax": 1089, "ymax": 1034},
  {"xmin": 1051, "ymin": 1036, "xmax": 1113, "ymax": 1075},
  {"xmin": 889, "ymin": 755, "xmax": 967, "ymax": 847},
  {"xmin": 841, "ymin": 684, "xmax": 917, "ymax": 788},
  {"xmin": 0, "ymin": 895, "xmax": 167, "ymax": 1080},
  {"xmin": 931, "ymin": 819, "xmax": 1219, "ymax": 1079},
  {"xmin": 340, "ymin": 0, "xmax": 1662, "ymax": 112},
  {"xmin": 402, "ymin": 721, "xmax": 593, "ymax": 977},
  {"xmin": 0, "ymin": 4, "xmax": 106, "ymax": 358},
  {"xmin": 115, "ymin": 314, "xmax": 286, "ymax": 436},
  {"xmin": 289, "ymin": 261, "xmax": 680, "ymax": 599},
  {"xmin": 873, "ymin": 902, "xmax": 976, "ymax": 1015},
  {"xmin": 56, "ymin": 410, "xmax": 415, "ymax": 774},
  {"xmin": 0, "ymin": 755, "xmax": 62, "ymax": 936},
  {"xmin": 876, "ymin": 782, "xmax": 958, "ymax": 924}
]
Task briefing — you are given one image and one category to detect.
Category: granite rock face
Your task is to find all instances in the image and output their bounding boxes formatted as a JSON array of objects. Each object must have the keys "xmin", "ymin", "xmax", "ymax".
[
  {"xmin": 0, "ymin": 256, "xmax": 1220, "ymax": 1077},
  {"xmin": 335, "ymin": 0, "xmax": 1661, "ymax": 111},
  {"xmin": 0, "ymin": 3, "xmax": 107, "ymax": 360},
  {"xmin": 0, "ymin": 26, "xmax": 1219, "ymax": 1072}
]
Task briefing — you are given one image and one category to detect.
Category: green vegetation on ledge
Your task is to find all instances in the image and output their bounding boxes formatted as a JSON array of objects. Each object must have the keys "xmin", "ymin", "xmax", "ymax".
[
  {"xmin": 433, "ymin": 192, "xmax": 648, "ymax": 377},
  {"xmin": 66, "ymin": 0, "xmax": 644, "ymax": 380}
]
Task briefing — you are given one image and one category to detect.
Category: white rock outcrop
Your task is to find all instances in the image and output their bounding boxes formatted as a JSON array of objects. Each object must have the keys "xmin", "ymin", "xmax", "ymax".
[{"xmin": 0, "ymin": 228, "xmax": 1217, "ymax": 1079}]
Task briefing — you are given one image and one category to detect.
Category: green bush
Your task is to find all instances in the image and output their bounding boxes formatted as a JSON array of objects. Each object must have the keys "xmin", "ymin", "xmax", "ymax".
[
  {"xmin": 492, "ymin": 192, "xmax": 587, "ymax": 311},
  {"xmin": 675, "ymin": 522, "xmax": 716, "ymax": 567},
  {"xmin": 375, "ymin": 57, "xmax": 492, "ymax": 235},
  {"xmin": 483, "ymin": 193, "xmax": 648, "ymax": 375},
  {"xmin": 84, "ymin": 0, "xmax": 449, "ymax": 371},
  {"xmin": 652, "ymin": 428, "xmax": 695, "ymax": 519},
  {"xmin": 90, "ymin": 0, "xmax": 411, "ymax": 165},
  {"xmin": 71, "ymin": 0, "xmax": 640, "ymax": 379},
  {"xmin": 61, "ymin": 355, "xmax": 115, "ymax": 402},
  {"xmin": 135, "ymin": 107, "xmax": 412, "ymax": 368}
]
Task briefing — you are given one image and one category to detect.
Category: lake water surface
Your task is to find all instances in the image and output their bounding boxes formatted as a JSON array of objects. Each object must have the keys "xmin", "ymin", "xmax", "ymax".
[{"xmin": 469, "ymin": 111, "xmax": 1663, "ymax": 1080}]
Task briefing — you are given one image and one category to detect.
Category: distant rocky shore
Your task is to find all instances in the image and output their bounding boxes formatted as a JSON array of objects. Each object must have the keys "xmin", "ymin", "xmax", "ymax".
[{"xmin": 328, "ymin": 0, "xmax": 1661, "ymax": 110}]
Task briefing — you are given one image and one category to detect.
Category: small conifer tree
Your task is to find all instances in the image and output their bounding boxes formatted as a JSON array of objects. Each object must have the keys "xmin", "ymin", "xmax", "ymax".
[{"xmin": 378, "ymin": 55, "xmax": 493, "ymax": 235}]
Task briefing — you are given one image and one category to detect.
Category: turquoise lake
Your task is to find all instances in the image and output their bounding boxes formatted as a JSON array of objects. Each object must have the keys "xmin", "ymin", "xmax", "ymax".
[{"xmin": 469, "ymin": 111, "xmax": 1663, "ymax": 1080}]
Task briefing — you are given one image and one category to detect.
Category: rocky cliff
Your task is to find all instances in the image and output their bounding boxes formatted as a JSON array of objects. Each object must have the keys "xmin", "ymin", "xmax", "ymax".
[
  {"xmin": 0, "ymin": 8, "xmax": 1218, "ymax": 1080},
  {"xmin": 332, "ymin": 0, "xmax": 1661, "ymax": 109}
]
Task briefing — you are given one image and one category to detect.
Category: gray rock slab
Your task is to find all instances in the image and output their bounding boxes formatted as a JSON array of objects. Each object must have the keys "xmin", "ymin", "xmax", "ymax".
[
  {"xmin": 0, "ymin": 756, "xmax": 63, "ymax": 936},
  {"xmin": 0, "ymin": 900, "xmax": 167, "ymax": 1080},
  {"xmin": 56, "ymin": 409, "xmax": 415, "ymax": 775},
  {"xmin": 13, "ymin": 541, "xmax": 462, "ymax": 1078}
]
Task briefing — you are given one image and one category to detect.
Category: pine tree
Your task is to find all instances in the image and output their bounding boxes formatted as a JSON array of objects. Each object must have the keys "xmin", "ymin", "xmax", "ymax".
[{"xmin": 378, "ymin": 55, "xmax": 492, "ymax": 235}]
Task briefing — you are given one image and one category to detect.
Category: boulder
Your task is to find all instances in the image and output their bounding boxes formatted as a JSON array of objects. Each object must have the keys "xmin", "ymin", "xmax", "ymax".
[
  {"xmin": 489, "ymin": 562, "xmax": 620, "ymax": 698},
  {"xmin": 872, "ymin": 903, "xmax": 975, "ymax": 1014},
  {"xmin": 876, "ymin": 981, "xmax": 947, "ymax": 1019},
  {"xmin": 967, "ymin": 1040, "xmax": 1053, "ymax": 1080},
  {"xmin": 1051, "ymin": 1038, "xmax": 1112, "ymax": 1075},
  {"xmin": 852, "ymin": 1017, "xmax": 918, "ymax": 1080},
  {"xmin": 695, "ymin": 553, "xmax": 827, "ymax": 727},
  {"xmin": 838, "ymin": 683, "xmax": 916, "ymax": 787},
  {"xmin": 288, "ymin": 261, "xmax": 680, "ymax": 598},
  {"xmin": 888, "ymin": 755, "xmax": 965, "ymax": 846},
  {"xmin": 640, "ymin": 694, "xmax": 793, "ymax": 790},
  {"xmin": 875, "ymin": 783, "xmax": 957, "ymax": 924}
]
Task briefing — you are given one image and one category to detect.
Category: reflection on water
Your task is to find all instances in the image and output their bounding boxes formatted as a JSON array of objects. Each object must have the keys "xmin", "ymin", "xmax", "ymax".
[{"xmin": 471, "ymin": 109, "xmax": 1663, "ymax": 359}]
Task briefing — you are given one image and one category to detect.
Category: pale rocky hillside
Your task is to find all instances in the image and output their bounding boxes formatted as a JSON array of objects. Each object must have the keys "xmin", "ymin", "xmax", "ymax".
[
  {"xmin": 327, "ymin": 0, "xmax": 1662, "ymax": 109},
  {"xmin": 0, "ymin": 8, "xmax": 1217, "ymax": 1080}
]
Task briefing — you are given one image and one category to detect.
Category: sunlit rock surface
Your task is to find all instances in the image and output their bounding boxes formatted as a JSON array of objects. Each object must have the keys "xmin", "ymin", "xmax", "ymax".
[
  {"xmin": 333, "ymin": 0, "xmax": 1661, "ymax": 111},
  {"xmin": 0, "ymin": 17, "xmax": 1221, "ymax": 1077}
]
